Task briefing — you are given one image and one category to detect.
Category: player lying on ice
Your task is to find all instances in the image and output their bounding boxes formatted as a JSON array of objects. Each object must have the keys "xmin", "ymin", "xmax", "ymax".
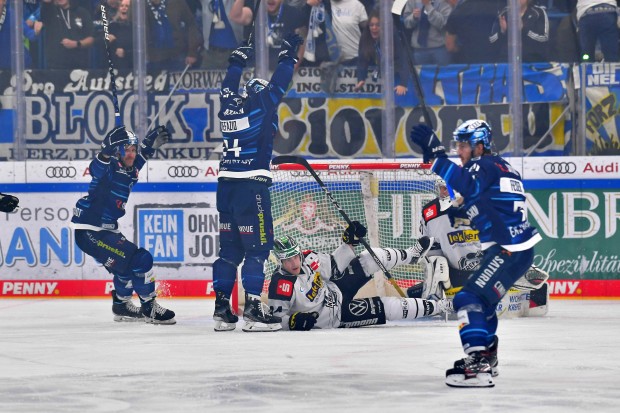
[{"xmin": 264, "ymin": 221, "xmax": 454, "ymax": 331}]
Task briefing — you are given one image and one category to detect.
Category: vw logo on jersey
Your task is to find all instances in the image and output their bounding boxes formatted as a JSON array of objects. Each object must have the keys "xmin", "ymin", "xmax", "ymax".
[
  {"xmin": 167, "ymin": 166, "xmax": 200, "ymax": 178},
  {"xmin": 46, "ymin": 166, "xmax": 77, "ymax": 178},
  {"xmin": 348, "ymin": 299, "xmax": 369, "ymax": 316},
  {"xmin": 543, "ymin": 162, "xmax": 577, "ymax": 174}
]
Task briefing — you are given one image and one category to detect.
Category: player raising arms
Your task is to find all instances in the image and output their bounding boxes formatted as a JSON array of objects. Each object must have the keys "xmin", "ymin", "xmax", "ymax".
[
  {"xmin": 212, "ymin": 33, "xmax": 304, "ymax": 333},
  {"xmin": 411, "ymin": 119, "xmax": 542, "ymax": 388},
  {"xmin": 71, "ymin": 125, "xmax": 175, "ymax": 324},
  {"xmin": 267, "ymin": 222, "xmax": 453, "ymax": 331}
]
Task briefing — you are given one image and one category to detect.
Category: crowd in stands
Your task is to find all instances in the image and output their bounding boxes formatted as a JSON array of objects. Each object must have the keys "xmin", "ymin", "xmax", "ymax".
[{"xmin": 1, "ymin": 1, "xmax": 619, "ymax": 83}]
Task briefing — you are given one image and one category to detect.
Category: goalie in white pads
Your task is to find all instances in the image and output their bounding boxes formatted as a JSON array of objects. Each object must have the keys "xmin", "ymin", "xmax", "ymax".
[
  {"xmin": 407, "ymin": 178, "xmax": 549, "ymax": 318},
  {"xmin": 267, "ymin": 222, "xmax": 453, "ymax": 331}
]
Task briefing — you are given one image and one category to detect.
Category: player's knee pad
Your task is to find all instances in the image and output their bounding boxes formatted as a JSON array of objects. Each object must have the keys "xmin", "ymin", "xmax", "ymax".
[
  {"xmin": 421, "ymin": 256, "xmax": 451, "ymax": 299},
  {"xmin": 129, "ymin": 248, "xmax": 153, "ymax": 274},
  {"xmin": 453, "ymin": 290, "xmax": 484, "ymax": 314},
  {"xmin": 241, "ymin": 250, "xmax": 270, "ymax": 275}
]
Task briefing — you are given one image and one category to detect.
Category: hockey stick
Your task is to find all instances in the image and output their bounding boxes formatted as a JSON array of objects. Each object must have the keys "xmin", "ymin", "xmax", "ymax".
[
  {"xmin": 101, "ymin": 5, "xmax": 121, "ymax": 127},
  {"xmin": 148, "ymin": 62, "xmax": 192, "ymax": 131},
  {"xmin": 272, "ymin": 155, "xmax": 407, "ymax": 297},
  {"xmin": 247, "ymin": 0, "xmax": 262, "ymax": 46}
]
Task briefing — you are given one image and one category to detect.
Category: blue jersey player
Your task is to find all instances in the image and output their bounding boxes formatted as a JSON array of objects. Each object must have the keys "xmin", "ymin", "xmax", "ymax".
[
  {"xmin": 212, "ymin": 33, "xmax": 303, "ymax": 332},
  {"xmin": 72, "ymin": 125, "xmax": 175, "ymax": 324},
  {"xmin": 411, "ymin": 119, "xmax": 542, "ymax": 388}
]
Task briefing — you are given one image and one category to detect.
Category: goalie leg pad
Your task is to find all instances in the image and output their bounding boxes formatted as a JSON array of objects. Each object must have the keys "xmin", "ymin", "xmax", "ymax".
[{"xmin": 421, "ymin": 256, "xmax": 451, "ymax": 299}]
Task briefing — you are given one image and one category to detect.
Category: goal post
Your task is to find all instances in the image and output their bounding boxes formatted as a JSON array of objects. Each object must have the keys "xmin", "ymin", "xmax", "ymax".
[{"xmin": 262, "ymin": 159, "xmax": 437, "ymax": 299}]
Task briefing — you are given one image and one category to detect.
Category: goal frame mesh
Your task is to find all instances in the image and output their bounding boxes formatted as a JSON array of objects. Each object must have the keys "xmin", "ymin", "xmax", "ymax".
[{"xmin": 262, "ymin": 160, "xmax": 437, "ymax": 298}]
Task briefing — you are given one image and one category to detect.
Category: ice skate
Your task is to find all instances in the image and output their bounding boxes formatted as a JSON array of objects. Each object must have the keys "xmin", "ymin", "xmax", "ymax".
[
  {"xmin": 111, "ymin": 290, "xmax": 144, "ymax": 322},
  {"xmin": 141, "ymin": 298, "xmax": 176, "ymax": 325},
  {"xmin": 242, "ymin": 293, "xmax": 282, "ymax": 332},
  {"xmin": 213, "ymin": 291, "xmax": 238, "ymax": 332},
  {"xmin": 445, "ymin": 352, "xmax": 495, "ymax": 388},
  {"xmin": 453, "ymin": 336, "xmax": 499, "ymax": 377}
]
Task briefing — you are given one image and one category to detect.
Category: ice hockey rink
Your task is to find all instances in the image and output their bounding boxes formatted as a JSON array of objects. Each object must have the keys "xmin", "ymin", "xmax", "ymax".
[{"xmin": 1, "ymin": 298, "xmax": 618, "ymax": 413}]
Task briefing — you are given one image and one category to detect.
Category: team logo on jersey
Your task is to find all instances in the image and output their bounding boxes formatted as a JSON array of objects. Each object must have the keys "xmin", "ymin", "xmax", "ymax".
[{"xmin": 276, "ymin": 279, "xmax": 294, "ymax": 298}]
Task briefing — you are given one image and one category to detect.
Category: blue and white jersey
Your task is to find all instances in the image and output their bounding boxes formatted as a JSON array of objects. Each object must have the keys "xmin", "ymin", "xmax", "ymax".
[
  {"xmin": 433, "ymin": 155, "xmax": 542, "ymax": 252},
  {"xmin": 71, "ymin": 154, "xmax": 146, "ymax": 232},
  {"xmin": 217, "ymin": 59, "xmax": 295, "ymax": 182}
]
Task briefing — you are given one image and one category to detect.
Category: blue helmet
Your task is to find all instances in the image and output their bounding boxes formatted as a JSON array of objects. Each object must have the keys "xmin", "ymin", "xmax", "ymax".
[
  {"xmin": 241, "ymin": 78, "xmax": 269, "ymax": 99},
  {"xmin": 118, "ymin": 130, "xmax": 138, "ymax": 157},
  {"xmin": 453, "ymin": 119, "xmax": 492, "ymax": 151}
]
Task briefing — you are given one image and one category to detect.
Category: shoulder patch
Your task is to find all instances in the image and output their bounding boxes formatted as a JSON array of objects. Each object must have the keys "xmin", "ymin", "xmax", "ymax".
[
  {"xmin": 422, "ymin": 202, "xmax": 439, "ymax": 223},
  {"xmin": 268, "ymin": 272, "xmax": 296, "ymax": 301}
]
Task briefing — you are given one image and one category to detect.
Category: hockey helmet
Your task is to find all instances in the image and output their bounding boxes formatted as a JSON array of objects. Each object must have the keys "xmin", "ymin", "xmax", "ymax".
[
  {"xmin": 241, "ymin": 78, "xmax": 269, "ymax": 99},
  {"xmin": 273, "ymin": 235, "xmax": 302, "ymax": 262},
  {"xmin": 453, "ymin": 119, "xmax": 492, "ymax": 151},
  {"xmin": 118, "ymin": 129, "xmax": 138, "ymax": 157}
]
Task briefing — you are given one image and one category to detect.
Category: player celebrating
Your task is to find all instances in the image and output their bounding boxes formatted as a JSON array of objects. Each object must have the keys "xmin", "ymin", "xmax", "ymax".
[
  {"xmin": 410, "ymin": 119, "xmax": 542, "ymax": 388},
  {"xmin": 71, "ymin": 125, "xmax": 175, "ymax": 324},
  {"xmin": 0, "ymin": 193, "xmax": 19, "ymax": 213},
  {"xmin": 267, "ymin": 222, "xmax": 454, "ymax": 331},
  {"xmin": 212, "ymin": 33, "xmax": 304, "ymax": 333}
]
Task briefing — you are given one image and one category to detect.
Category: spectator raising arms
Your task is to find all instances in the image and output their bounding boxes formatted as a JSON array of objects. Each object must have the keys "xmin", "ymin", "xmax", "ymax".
[{"xmin": 403, "ymin": 0, "xmax": 452, "ymax": 65}]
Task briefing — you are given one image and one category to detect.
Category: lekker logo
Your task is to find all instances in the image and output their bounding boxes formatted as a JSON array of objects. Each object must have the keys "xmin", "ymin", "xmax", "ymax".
[
  {"xmin": 543, "ymin": 162, "xmax": 576, "ymax": 174},
  {"xmin": 46, "ymin": 166, "xmax": 77, "ymax": 178},
  {"xmin": 168, "ymin": 166, "xmax": 199, "ymax": 178}
]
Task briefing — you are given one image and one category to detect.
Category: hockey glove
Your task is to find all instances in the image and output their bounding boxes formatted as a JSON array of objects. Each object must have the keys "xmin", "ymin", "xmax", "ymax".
[
  {"xmin": 101, "ymin": 126, "xmax": 131, "ymax": 156},
  {"xmin": 410, "ymin": 124, "xmax": 446, "ymax": 163},
  {"xmin": 141, "ymin": 125, "xmax": 171, "ymax": 157},
  {"xmin": 228, "ymin": 41, "xmax": 254, "ymax": 68},
  {"xmin": 342, "ymin": 221, "xmax": 367, "ymax": 246},
  {"xmin": 0, "ymin": 193, "xmax": 19, "ymax": 213},
  {"xmin": 289, "ymin": 311, "xmax": 319, "ymax": 331},
  {"xmin": 278, "ymin": 33, "xmax": 304, "ymax": 64}
]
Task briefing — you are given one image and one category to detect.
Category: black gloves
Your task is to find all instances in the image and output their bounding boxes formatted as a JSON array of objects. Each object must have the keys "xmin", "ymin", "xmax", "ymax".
[
  {"xmin": 289, "ymin": 311, "xmax": 319, "ymax": 331},
  {"xmin": 410, "ymin": 124, "xmax": 447, "ymax": 163},
  {"xmin": 228, "ymin": 41, "xmax": 254, "ymax": 67},
  {"xmin": 278, "ymin": 33, "xmax": 304, "ymax": 64},
  {"xmin": 342, "ymin": 221, "xmax": 367, "ymax": 246},
  {"xmin": 101, "ymin": 126, "xmax": 131, "ymax": 156},
  {"xmin": 140, "ymin": 125, "xmax": 171, "ymax": 157},
  {"xmin": 0, "ymin": 193, "xmax": 19, "ymax": 213}
]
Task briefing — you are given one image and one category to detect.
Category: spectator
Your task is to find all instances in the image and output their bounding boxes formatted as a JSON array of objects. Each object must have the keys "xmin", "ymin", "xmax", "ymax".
[
  {"xmin": 145, "ymin": 0, "xmax": 203, "ymax": 72},
  {"xmin": 489, "ymin": 0, "xmax": 550, "ymax": 63},
  {"xmin": 108, "ymin": 0, "xmax": 132, "ymax": 69},
  {"xmin": 354, "ymin": 9, "xmax": 410, "ymax": 95},
  {"xmin": 93, "ymin": 0, "xmax": 120, "ymax": 22},
  {"xmin": 230, "ymin": 0, "xmax": 307, "ymax": 70},
  {"xmin": 445, "ymin": 0, "xmax": 503, "ymax": 64},
  {"xmin": 329, "ymin": 0, "xmax": 368, "ymax": 65},
  {"xmin": 551, "ymin": 8, "xmax": 580, "ymax": 63},
  {"xmin": 403, "ymin": 0, "xmax": 452, "ymax": 65},
  {"xmin": 0, "ymin": 0, "xmax": 41, "ymax": 69},
  {"xmin": 576, "ymin": 0, "xmax": 619, "ymax": 62},
  {"xmin": 40, "ymin": 0, "xmax": 94, "ymax": 70},
  {"xmin": 201, "ymin": 0, "xmax": 246, "ymax": 69},
  {"xmin": 302, "ymin": 0, "xmax": 339, "ymax": 67}
]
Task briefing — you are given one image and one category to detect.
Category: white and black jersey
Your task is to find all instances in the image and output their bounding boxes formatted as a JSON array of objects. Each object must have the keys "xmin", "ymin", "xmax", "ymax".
[{"xmin": 421, "ymin": 197, "xmax": 481, "ymax": 272}]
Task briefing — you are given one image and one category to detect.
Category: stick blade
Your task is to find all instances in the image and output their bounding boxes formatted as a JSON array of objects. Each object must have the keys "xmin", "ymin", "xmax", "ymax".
[{"xmin": 391, "ymin": 0, "xmax": 408, "ymax": 15}]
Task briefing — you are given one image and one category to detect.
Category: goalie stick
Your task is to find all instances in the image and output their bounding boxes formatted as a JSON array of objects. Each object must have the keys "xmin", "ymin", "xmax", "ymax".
[
  {"xmin": 272, "ymin": 155, "xmax": 407, "ymax": 298},
  {"xmin": 101, "ymin": 5, "xmax": 121, "ymax": 127}
]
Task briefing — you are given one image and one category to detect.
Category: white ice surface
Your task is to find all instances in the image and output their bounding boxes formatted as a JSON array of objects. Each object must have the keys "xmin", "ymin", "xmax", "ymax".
[{"xmin": 1, "ymin": 298, "xmax": 619, "ymax": 413}]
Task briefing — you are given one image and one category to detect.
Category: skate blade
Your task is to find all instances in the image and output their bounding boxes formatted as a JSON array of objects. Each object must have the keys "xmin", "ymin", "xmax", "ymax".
[
  {"xmin": 214, "ymin": 320, "xmax": 236, "ymax": 332},
  {"xmin": 242, "ymin": 321, "xmax": 282, "ymax": 332},
  {"xmin": 445, "ymin": 372, "xmax": 494, "ymax": 388},
  {"xmin": 144, "ymin": 317, "xmax": 177, "ymax": 325},
  {"xmin": 113, "ymin": 315, "xmax": 145, "ymax": 322}
]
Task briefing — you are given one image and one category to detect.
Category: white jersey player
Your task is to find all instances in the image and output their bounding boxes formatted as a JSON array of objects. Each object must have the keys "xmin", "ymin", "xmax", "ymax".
[{"xmin": 267, "ymin": 222, "xmax": 453, "ymax": 331}]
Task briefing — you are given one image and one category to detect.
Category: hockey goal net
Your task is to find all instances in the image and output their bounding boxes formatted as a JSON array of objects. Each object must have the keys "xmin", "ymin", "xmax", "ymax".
[{"xmin": 263, "ymin": 159, "xmax": 437, "ymax": 297}]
